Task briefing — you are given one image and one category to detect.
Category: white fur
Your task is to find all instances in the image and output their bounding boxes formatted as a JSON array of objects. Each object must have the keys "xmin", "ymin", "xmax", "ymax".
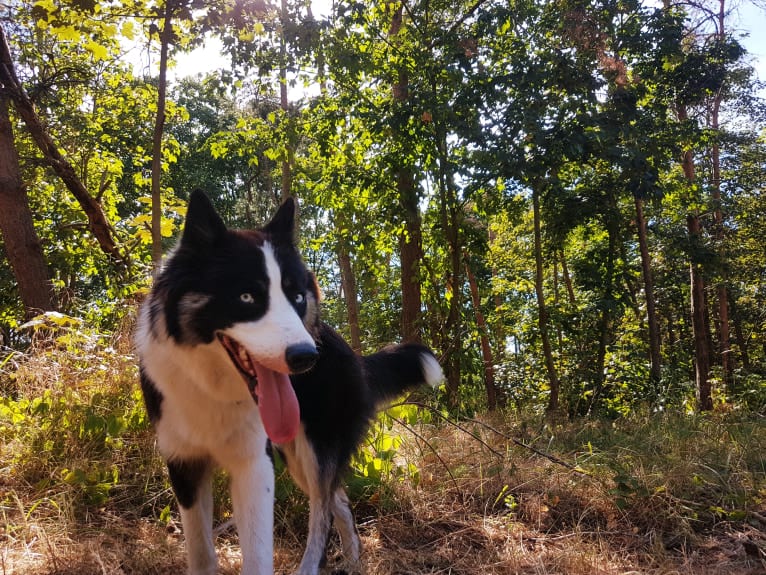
[
  {"xmin": 420, "ymin": 352, "xmax": 445, "ymax": 388},
  {"xmin": 225, "ymin": 243, "xmax": 316, "ymax": 373},
  {"xmin": 135, "ymin": 240, "xmax": 316, "ymax": 575}
]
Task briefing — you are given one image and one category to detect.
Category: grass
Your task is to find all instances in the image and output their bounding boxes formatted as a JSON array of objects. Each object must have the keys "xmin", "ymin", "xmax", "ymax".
[{"xmin": 1, "ymin": 322, "xmax": 765, "ymax": 574}]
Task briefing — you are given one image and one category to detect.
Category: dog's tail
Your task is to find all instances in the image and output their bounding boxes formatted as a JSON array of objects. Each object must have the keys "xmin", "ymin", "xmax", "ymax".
[{"xmin": 363, "ymin": 343, "xmax": 444, "ymax": 408}]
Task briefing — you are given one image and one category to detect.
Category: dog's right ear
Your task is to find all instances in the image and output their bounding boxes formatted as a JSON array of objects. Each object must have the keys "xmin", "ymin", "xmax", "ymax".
[
  {"xmin": 263, "ymin": 196, "xmax": 297, "ymax": 246},
  {"xmin": 180, "ymin": 189, "xmax": 227, "ymax": 251}
]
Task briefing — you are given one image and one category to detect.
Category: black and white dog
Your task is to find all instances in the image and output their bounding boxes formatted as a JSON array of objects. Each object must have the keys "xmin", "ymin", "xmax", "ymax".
[{"xmin": 136, "ymin": 190, "xmax": 443, "ymax": 575}]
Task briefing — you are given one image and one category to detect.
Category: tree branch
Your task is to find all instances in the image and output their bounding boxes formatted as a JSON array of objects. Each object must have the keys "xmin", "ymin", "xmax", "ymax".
[{"xmin": 0, "ymin": 24, "xmax": 123, "ymax": 263}]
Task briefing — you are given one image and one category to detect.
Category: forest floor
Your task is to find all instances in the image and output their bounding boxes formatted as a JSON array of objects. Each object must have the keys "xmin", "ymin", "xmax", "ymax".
[
  {"xmin": 3, "ymin": 399, "xmax": 765, "ymax": 575},
  {"xmin": 2, "ymin": 330, "xmax": 765, "ymax": 574}
]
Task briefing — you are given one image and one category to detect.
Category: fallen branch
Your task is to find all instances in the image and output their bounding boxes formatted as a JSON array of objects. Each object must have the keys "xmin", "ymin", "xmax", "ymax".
[{"xmin": 392, "ymin": 400, "xmax": 587, "ymax": 475}]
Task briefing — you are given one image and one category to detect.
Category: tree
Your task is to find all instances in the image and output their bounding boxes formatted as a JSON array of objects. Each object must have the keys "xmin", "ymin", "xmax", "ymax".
[
  {"xmin": 0, "ymin": 93, "xmax": 56, "ymax": 316},
  {"xmin": 0, "ymin": 25, "xmax": 123, "ymax": 263}
]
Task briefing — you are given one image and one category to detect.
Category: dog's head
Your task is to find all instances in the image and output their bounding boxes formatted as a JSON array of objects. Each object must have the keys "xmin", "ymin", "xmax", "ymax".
[{"xmin": 152, "ymin": 190, "xmax": 320, "ymax": 443}]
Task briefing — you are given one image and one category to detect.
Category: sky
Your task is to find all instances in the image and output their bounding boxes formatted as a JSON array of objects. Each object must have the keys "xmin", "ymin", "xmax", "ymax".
[
  {"xmin": 733, "ymin": 1, "xmax": 766, "ymax": 83},
  {"xmin": 170, "ymin": 2, "xmax": 766, "ymax": 93}
]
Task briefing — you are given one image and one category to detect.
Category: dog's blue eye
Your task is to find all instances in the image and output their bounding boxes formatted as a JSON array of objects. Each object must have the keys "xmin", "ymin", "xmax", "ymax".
[
  {"xmin": 294, "ymin": 293, "xmax": 305, "ymax": 304},
  {"xmin": 240, "ymin": 293, "xmax": 255, "ymax": 304}
]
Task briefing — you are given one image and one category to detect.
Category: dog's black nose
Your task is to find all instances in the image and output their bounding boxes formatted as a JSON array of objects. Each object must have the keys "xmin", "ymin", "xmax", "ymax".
[{"xmin": 285, "ymin": 343, "xmax": 318, "ymax": 373}]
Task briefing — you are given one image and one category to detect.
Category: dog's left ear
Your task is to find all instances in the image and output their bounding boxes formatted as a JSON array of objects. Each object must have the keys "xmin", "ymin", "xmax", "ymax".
[
  {"xmin": 263, "ymin": 196, "xmax": 297, "ymax": 245},
  {"xmin": 181, "ymin": 189, "xmax": 227, "ymax": 252}
]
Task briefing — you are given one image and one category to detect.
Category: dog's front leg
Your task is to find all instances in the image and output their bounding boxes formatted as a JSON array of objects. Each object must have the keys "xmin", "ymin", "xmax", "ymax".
[
  {"xmin": 230, "ymin": 454, "xmax": 275, "ymax": 574},
  {"xmin": 168, "ymin": 459, "xmax": 217, "ymax": 575}
]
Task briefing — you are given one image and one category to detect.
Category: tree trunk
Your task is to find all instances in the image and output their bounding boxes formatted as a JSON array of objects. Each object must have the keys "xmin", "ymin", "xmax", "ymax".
[
  {"xmin": 0, "ymin": 27, "xmax": 121, "ymax": 262},
  {"xmin": 709, "ymin": 0, "xmax": 732, "ymax": 387},
  {"xmin": 279, "ymin": 0, "xmax": 291, "ymax": 201},
  {"xmin": 398, "ymin": 171, "xmax": 423, "ymax": 343},
  {"xmin": 532, "ymin": 187, "xmax": 560, "ymax": 413},
  {"xmin": 688, "ymin": 213, "xmax": 713, "ymax": 411},
  {"xmin": 678, "ymin": 100, "xmax": 713, "ymax": 412},
  {"xmin": 729, "ymin": 296, "xmax": 749, "ymax": 370},
  {"xmin": 634, "ymin": 195, "xmax": 662, "ymax": 385},
  {"xmin": 336, "ymin": 211, "xmax": 362, "ymax": 353},
  {"xmin": 560, "ymin": 249, "xmax": 576, "ymax": 304},
  {"xmin": 465, "ymin": 255, "xmax": 499, "ymax": 410},
  {"xmin": 151, "ymin": 3, "xmax": 173, "ymax": 267},
  {"xmin": 389, "ymin": 4, "xmax": 422, "ymax": 343},
  {"xmin": 0, "ymin": 94, "xmax": 56, "ymax": 316},
  {"xmin": 589, "ymin": 214, "xmax": 618, "ymax": 414}
]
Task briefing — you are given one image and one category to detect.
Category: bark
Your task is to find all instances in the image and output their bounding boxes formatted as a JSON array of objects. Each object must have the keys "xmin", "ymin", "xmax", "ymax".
[
  {"xmin": 589, "ymin": 214, "xmax": 618, "ymax": 414},
  {"xmin": 398, "ymin": 171, "xmax": 423, "ymax": 344},
  {"xmin": 634, "ymin": 195, "xmax": 662, "ymax": 385},
  {"xmin": 0, "ymin": 94, "xmax": 56, "ymax": 316},
  {"xmin": 532, "ymin": 187, "xmax": 560, "ymax": 413},
  {"xmin": 710, "ymin": 0, "xmax": 732, "ymax": 387},
  {"xmin": 729, "ymin": 296, "xmax": 749, "ymax": 370},
  {"xmin": 678, "ymin": 102, "xmax": 713, "ymax": 412},
  {"xmin": 560, "ymin": 249, "xmax": 576, "ymax": 304},
  {"xmin": 151, "ymin": 3, "xmax": 173, "ymax": 267},
  {"xmin": 390, "ymin": 4, "xmax": 422, "ymax": 344},
  {"xmin": 337, "ymin": 246, "xmax": 361, "ymax": 352},
  {"xmin": 488, "ymin": 227, "xmax": 507, "ymax": 349},
  {"xmin": 279, "ymin": 0, "xmax": 291, "ymax": 201},
  {"xmin": 336, "ymin": 211, "xmax": 362, "ymax": 353},
  {"xmin": 688, "ymin": 213, "xmax": 713, "ymax": 411},
  {"xmin": 0, "ymin": 26, "xmax": 121, "ymax": 262},
  {"xmin": 465, "ymin": 255, "xmax": 499, "ymax": 410}
]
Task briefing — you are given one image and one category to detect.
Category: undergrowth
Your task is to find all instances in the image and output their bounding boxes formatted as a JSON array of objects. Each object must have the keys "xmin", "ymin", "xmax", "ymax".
[{"xmin": 1, "ymin": 315, "xmax": 765, "ymax": 574}]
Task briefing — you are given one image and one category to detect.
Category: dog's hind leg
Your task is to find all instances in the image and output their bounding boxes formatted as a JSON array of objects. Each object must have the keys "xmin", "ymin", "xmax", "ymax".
[
  {"xmin": 296, "ymin": 492, "xmax": 333, "ymax": 575},
  {"xmin": 330, "ymin": 488, "xmax": 361, "ymax": 568},
  {"xmin": 168, "ymin": 458, "xmax": 217, "ymax": 575},
  {"xmin": 230, "ymin": 448, "xmax": 275, "ymax": 575}
]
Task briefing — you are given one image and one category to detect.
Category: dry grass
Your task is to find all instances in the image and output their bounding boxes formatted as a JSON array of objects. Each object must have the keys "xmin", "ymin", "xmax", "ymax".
[{"xmin": 2, "ymin": 327, "xmax": 765, "ymax": 574}]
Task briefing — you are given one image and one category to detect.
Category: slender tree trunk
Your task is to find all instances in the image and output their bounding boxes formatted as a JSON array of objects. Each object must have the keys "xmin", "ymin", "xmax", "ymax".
[
  {"xmin": 0, "ymin": 27, "xmax": 121, "ymax": 262},
  {"xmin": 560, "ymin": 249, "xmax": 576, "ymax": 304},
  {"xmin": 389, "ymin": 4, "xmax": 422, "ymax": 343},
  {"xmin": 0, "ymin": 94, "xmax": 56, "ymax": 316},
  {"xmin": 709, "ymin": 0, "xmax": 732, "ymax": 387},
  {"xmin": 335, "ymin": 210, "xmax": 362, "ymax": 352},
  {"xmin": 279, "ymin": 0, "xmax": 291, "ymax": 201},
  {"xmin": 465, "ymin": 254, "xmax": 499, "ymax": 410},
  {"xmin": 488, "ymin": 228, "xmax": 507, "ymax": 350},
  {"xmin": 398, "ymin": 171, "xmax": 423, "ymax": 343},
  {"xmin": 688, "ymin": 213, "xmax": 713, "ymax": 410},
  {"xmin": 532, "ymin": 187, "xmax": 560, "ymax": 412},
  {"xmin": 589, "ymin": 214, "xmax": 618, "ymax": 414},
  {"xmin": 729, "ymin": 296, "xmax": 749, "ymax": 370},
  {"xmin": 337, "ymin": 245, "xmax": 361, "ymax": 352},
  {"xmin": 436, "ymin": 159, "xmax": 462, "ymax": 405},
  {"xmin": 678, "ymin": 101, "xmax": 713, "ymax": 412},
  {"xmin": 634, "ymin": 195, "xmax": 662, "ymax": 385},
  {"xmin": 151, "ymin": 3, "xmax": 173, "ymax": 267}
]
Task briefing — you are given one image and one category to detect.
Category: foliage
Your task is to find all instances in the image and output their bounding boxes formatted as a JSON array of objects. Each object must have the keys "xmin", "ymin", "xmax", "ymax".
[{"xmin": 0, "ymin": 314, "xmax": 165, "ymax": 518}]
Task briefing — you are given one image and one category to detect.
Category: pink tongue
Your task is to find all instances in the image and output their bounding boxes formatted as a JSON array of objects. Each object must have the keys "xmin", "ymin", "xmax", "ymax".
[{"xmin": 252, "ymin": 362, "xmax": 301, "ymax": 444}]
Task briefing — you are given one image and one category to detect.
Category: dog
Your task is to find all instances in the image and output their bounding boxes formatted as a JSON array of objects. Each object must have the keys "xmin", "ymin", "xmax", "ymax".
[{"xmin": 135, "ymin": 190, "xmax": 443, "ymax": 575}]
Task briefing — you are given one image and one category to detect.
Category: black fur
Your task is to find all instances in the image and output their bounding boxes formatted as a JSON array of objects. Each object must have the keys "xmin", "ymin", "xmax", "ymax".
[
  {"xmin": 139, "ymin": 368, "xmax": 163, "ymax": 423},
  {"xmin": 290, "ymin": 323, "xmax": 375, "ymax": 485},
  {"xmin": 167, "ymin": 458, "xmax": 210, "ymax": 509},
  {"xmin": 152, "ymin": 191, "xmax": 317, "ymax": 345},
  {"xmin": 364, "ymin": 343, "xmax": 441, "ymax": 406}
]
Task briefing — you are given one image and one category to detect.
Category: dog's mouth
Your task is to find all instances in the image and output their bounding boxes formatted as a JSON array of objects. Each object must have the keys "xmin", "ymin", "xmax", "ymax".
[
  {"xmin": 218, "ymin": 333, "xmax": 259, "ymax": 394},
  {"xmin": 217, "ymin": 333, "xmax": 301, "ymax": 444}
]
